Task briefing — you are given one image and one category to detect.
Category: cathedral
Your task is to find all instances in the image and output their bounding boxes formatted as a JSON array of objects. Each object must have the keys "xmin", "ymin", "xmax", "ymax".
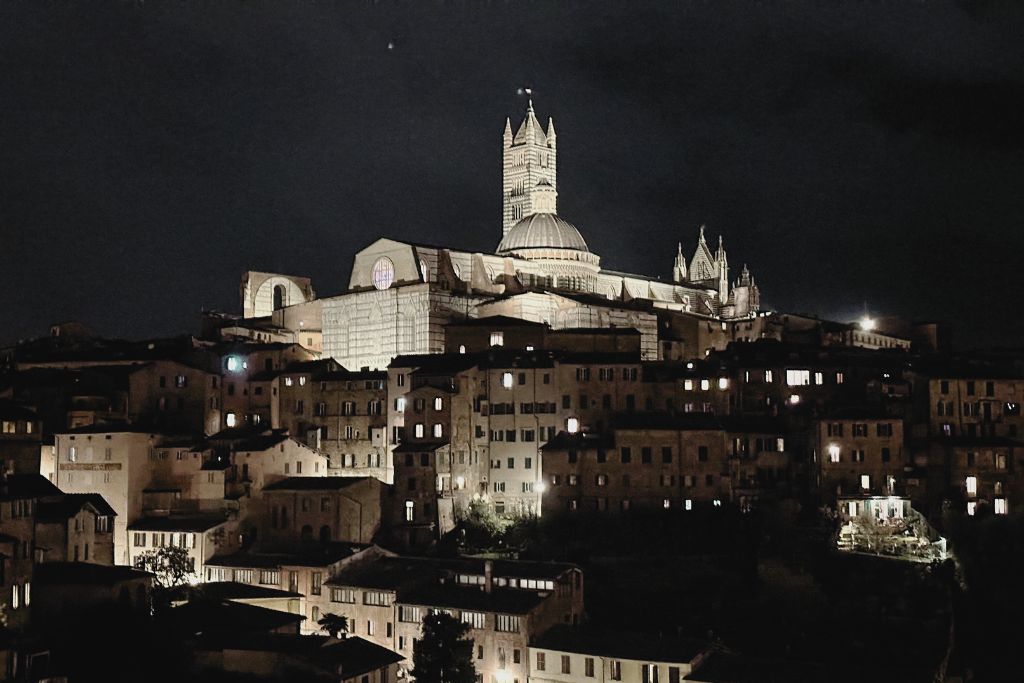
[{"xmin": 239, "ymin": 100, "xmax": 762, "ymax": 370}]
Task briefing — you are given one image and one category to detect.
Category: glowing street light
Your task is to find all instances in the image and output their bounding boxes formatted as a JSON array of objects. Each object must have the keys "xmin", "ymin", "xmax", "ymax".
[{"xmin": 859, "ymin": 316, "xmax": 876, "ymax": 332}]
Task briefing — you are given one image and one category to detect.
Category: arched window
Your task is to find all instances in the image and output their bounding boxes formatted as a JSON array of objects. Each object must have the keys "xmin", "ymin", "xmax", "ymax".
[
  {"xmin": 273, "ymin": 284, "xmax": 285, "ymax": 310},
  {"xmin": 319, "ymin": 525, "xmax": 331, "ymax": 544},
  {"xmin": 300, "ymin": 524, "xmax": 313, "ymax": 542}
]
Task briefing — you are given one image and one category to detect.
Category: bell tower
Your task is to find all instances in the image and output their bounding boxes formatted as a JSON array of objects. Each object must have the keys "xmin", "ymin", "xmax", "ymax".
[{"xmin": 502, "ymin": 99, "xmax": 557, "ymax": 237}]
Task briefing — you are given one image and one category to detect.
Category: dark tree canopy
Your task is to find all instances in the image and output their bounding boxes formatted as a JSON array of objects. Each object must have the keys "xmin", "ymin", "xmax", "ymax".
[
  {"xmin": 411, "ymin": 611, "xmax": 477, "ymax": 683},
  {"xmin": 317, "ymin": 612, "xmax": 349, "ymax": 639}
]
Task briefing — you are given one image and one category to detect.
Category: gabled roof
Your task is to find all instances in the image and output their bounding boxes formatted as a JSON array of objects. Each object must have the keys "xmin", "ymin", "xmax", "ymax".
[
  {"xmin": 0, "ymin": 474, "xmax": 62, "ymax": 501},
  {"xmin": 36, "ymin": 493, "xmax": 117, "ymax": 522},
  {"xmin": 163, "ymin": 599, "xmax": 304, "ymax": 635},
  {"xmin": 194, "ymin": 634, "xmax": 404, "ymax": 678}
]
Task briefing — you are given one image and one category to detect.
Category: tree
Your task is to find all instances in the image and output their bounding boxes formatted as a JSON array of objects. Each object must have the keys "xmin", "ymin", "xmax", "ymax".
[
  {"xmin": 137, "ymin": 545, "xmax": 194, "ymax": 589},
  {"xmin": 318, "ymin": 612, "xmax": 349, "ymax": 638},
  {"xmin": 411, "ymin": 611, "xmax": 477, "ymax": 683}
]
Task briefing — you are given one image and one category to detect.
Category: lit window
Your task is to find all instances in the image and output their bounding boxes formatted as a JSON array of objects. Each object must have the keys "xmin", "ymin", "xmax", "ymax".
[
  {"xmin": 700, "ymin": 379, "xmax": 710, "ymax": 391},
  {"xmin": 967, "ymin": 501, "xmax": 977, "ymax": 516},
  {"xmin": 965, "ymin": 476, "xmax": 977, "ymax": 497},
  {"xmin": 299, "ymin": 376, "xmax": 306, "ymax": 386},
  {"xmin": 776, "ymin": 438, "xmax": 785, "ymax": 452},
  {"xmin": 718, "ymin": 377, "xmax": 729, "ymax": 390},
  {"xmin": 685, "ymin": 499, "xmax": 692, "ymax": 511},
  {"xmin": 490, "ymin": 332, "xmax": 505, "ymax": 347},
  {"xmin": 994, "ymin": 498, "xmax": 1008, "ymax": 515},
  {"xmin": 526, "ymin": 345, "xmax": 534, "ymax": 351},
  {"xmin": 683, "ymin": 379, "xmax": 693, "ymax": 391},
  {"xmin": 225, "ymin": 412, "xmax": 237, "ymax": 428},
  {"xmin": 458, "ymin": 345, "xmax": 466, "ymax": 354},
  {"xmin": 786, "ymin": 369, "xmax": 810, "ymax": 386},
  {"xmin": 432, "ymin": 424, "xmax": 443, "ymax": 438},
  {"xmin": 396, "ymin": 398, "xmax": 406, "ymax": 412},
  {"xmin": 225, "ymin": 356, "xmax": 243, "ymax": 373},
  {"xmin": 404, "ymin": 500, "xmax": 414, "ymax": 522},
  {"xmin": 828, "ymin": 444, "xmax": 840, "ymax": 463},
  {"xmin": 566, "ymin": 417, "xmax": 580, "ymax": 434},
  {"xmin": 502, "ymin": 372, "xmax": 514, "ymax": 389},
  {"xmin": 814, "ymin": 372, "xmax": 824, "ymax": 385},
  {"xmin": 789, "ymin": 394, "xmax": 801, "ymax": 405},
  {"xmin": 764, "ymin": 370, "xmax": 774, "ymax": 383},
  {"xmin": 371, "ymin": 256, "xmax": 396, "ymax": 290},
  {"xmin": 434, "ymin": 397, "xmax": 443, "ymax": 410},
  {"xmin": 284, "ymin": 377, "xmax": 293, "ymax": 387},
  {"xmin": 414, "ymin": 424, "xmax": 425, "ymax": 438},
  {"xmin": 860, "ymin": 475, "xmax": 870, "ymax": 490}
]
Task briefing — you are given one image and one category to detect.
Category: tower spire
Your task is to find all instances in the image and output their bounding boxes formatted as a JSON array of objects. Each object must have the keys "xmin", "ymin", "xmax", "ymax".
[{"xmin": 673, "ymin": 241, "xmax": 688, "ymax": 283}]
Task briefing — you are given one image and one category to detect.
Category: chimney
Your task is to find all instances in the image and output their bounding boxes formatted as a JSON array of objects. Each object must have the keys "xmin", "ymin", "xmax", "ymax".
[{"xmin": 484, "ymin": 560, "xmax": 493, "ymax": 594}]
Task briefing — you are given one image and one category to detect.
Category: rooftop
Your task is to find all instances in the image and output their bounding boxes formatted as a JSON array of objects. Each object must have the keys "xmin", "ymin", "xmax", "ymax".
[
  {"xmin": 262, "ymin": 476, "xmax": 377, "ymax": 492},
  {"xmin": 533, "ymin": 625, "xmax": 707, "ymax": 664},
  {"xmin": 35, "ymin": 493, "xmax": 117, "ymax": 522},
  {"xmin": 128, "ymin": 514, "xmax": 230, "ymax": 532},
  {"xmin": 33, "ymin": 561, "xmax": 153, "ymax": 586},
  {"xmin": 207, "ymin": 543, "xmax": 371, "ymax": 569}
]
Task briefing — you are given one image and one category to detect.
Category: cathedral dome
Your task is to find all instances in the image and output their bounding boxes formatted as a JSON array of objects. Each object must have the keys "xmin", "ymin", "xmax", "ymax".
[{"xmin": 497, "ymin": 213, "xmax": 590, "ymax": 255}]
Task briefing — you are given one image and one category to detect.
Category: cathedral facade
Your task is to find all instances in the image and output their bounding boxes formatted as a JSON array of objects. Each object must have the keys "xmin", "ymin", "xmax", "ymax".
[{"xmin": 252, "ymin": 101, "xmax": 762, "ymax": 370}]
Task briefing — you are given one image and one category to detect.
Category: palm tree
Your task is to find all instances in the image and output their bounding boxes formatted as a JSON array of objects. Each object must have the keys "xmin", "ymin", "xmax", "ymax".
[{"xmin": 318, "ymin": 612, "xmax": 349, "ymax": 639}]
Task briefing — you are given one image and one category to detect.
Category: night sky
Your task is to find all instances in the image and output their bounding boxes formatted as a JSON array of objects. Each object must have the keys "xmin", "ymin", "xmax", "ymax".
[{"xmin": 2, "ymin": 1, "xmax": 1023, "ymax": 349}]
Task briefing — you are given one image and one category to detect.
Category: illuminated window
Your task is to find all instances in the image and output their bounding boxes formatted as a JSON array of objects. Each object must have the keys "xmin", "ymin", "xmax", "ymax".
[
  {"xmin": 434, "ymin": 397, "xmax": 443, "ymax": 410},
  {"xmin": 967, "ymin": 501, "xmax": 977, "ymax": 516},
  {"xmin": 995, "ymin": 498, "xmax": 1008, "ymax": 515},
  {"xmin": 502, "ymin": 372, "xmax": 514, "ymax": 389},
  {"xmin": 700, "ymin": 379, "xmax": 710, "ymax": 391},
  {"xmin": 718, "ymin": 377, "xmax": 729, "ymax": 390},
  {"xmin": 786, "ymin": 369, "xmax": 810, "ymax": 386},
  {"xmin": 683, "ymin": 379, "xmax": 693, "ymax": 391},
  {"xmin": 396, "ymin": 398, "xmax": 406, "ymax": 412},
  {"xmin": 414, "ymin": 424, "xmax": 425, "ymax": 438},
  {"xmin": 685, "ymin": 499, "xmax": 692, "ymax": 511},
  {"xmin": 225, "ymin": 412, "xmax": 237, "ymax": 428},
  {"xmin": 404, "ymin": 500, "xmax": 414, "ymax": 522},
  {"xmin": 814, "ymin": 372, "xmax": 824, "ymax": 385},
  {"xmin": 67, "ymin": 446, "xmax": 77, "ymax": 462},
  {"xmin": 828, "ymin": 444, "xmax": 840, "ymax": 463},
  {"xmin": 225, "ymin": 356, "xmax": 243, "ymax": 373},
  {"xmin": 776, "ymin": 438, "xmax": 785, "ymax": 452},
  {"xmin": 965, "ymin": 476, "xmax": 977, "ymax": 497},
  {"xmin": 566, "ymin": 417, "xmax": 580, "ymax": 434},
  {"xmin": 371, "ymin": 256, "xmax": 396, "ymax": 290},
  {"xmin": 764, "ymin": 370, "xmax": 774, "ymax": 383},
  {"xmin": 432, "ymin": 424, "xmax": 443, "ymax": 438},
  {"xmin": 860, "ymin": 475, "xmax": 870, "ymax": 490},
  {"xmin": 789, "ymin": 394, "xmax": 801, "ymax": 405},
  {"xmin": 284, "ymin": 377, "xmax": 294, "ymax": 387},
  {"xmin": 490, "ymin": 332, "xmax": 505, "ymax": 347},
  {"xmin": 458, "ymin": 345, "xmax": 466, "ymax": 354}
]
